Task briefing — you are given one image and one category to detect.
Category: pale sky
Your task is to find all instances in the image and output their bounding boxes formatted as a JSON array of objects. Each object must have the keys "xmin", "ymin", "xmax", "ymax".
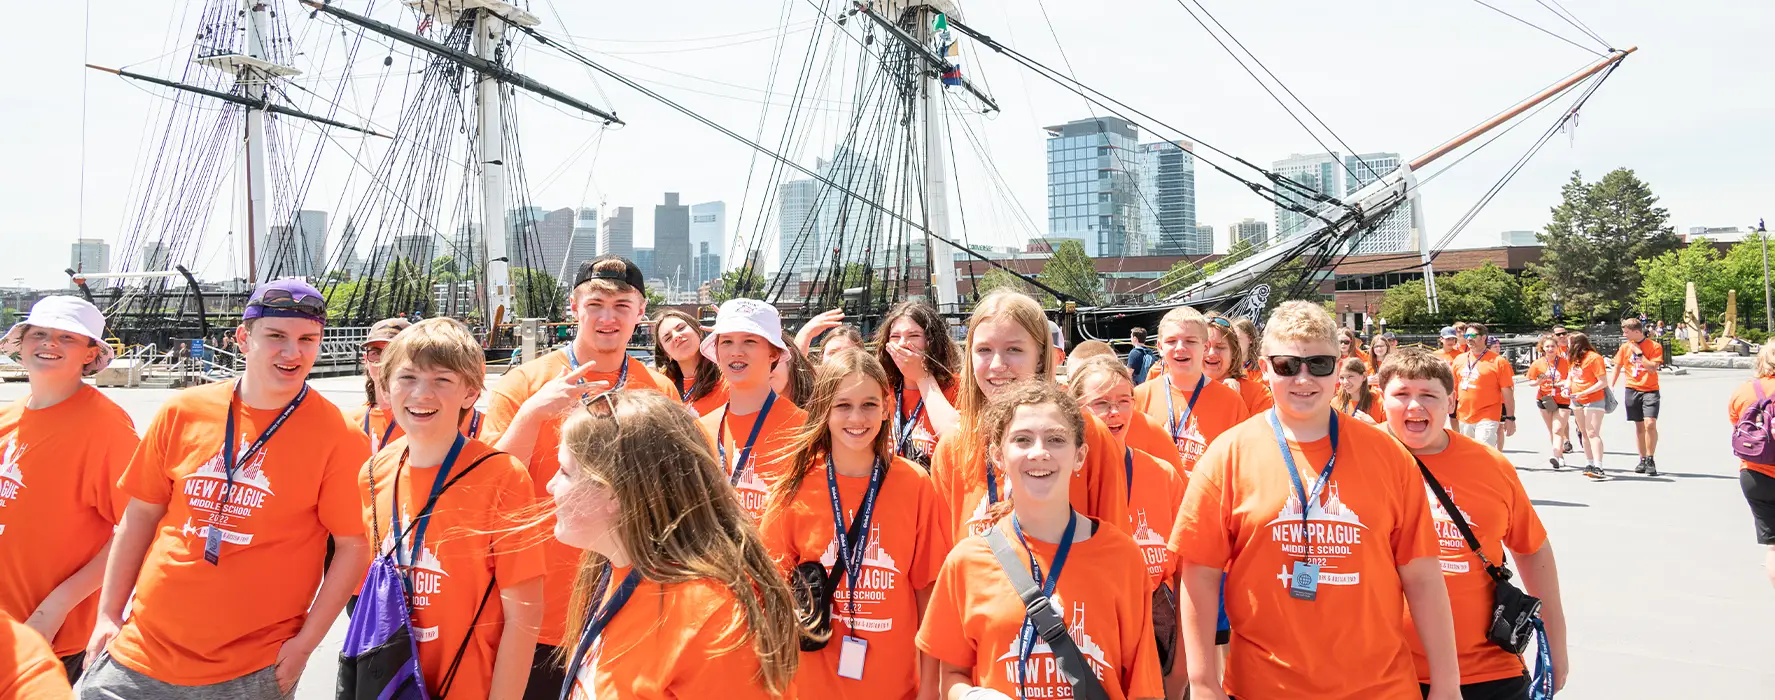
[{"xmin": 3, "ymin": 0, "xmax": 1769, "ymax": 289}]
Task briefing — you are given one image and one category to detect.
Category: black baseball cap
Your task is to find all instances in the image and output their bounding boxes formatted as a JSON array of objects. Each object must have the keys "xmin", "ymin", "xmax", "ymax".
[{"xmin": 572, "ymin": 255, "xmax": 646, "ymax": 294}]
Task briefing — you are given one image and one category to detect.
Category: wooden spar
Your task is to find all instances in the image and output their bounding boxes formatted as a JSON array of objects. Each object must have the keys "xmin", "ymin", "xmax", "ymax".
[
  {"xmin": 84, "ymin": 64, "xmax": 390, "ymax": 138},
  {"xmin": 1409, "ymin": 47, "xmax": 1636, "ymax": 171}
]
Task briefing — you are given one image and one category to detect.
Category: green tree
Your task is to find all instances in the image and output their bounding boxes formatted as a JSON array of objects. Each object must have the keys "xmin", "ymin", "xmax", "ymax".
[
  {"xmin": 1378, "ymin": 263, "xmax": 1535, "ymax": 327},
  {"xmin": 973, "ymin": 268, "xmax": 1042, "ymax": 302},
  {"xmin": 1637, "ymin": 235, "xmax": 1770, "ymax": 331},
  {"xmin": 1206, "ymin": 238, "xmax": 1260, "ymax": 276},
  {"xmin": 509, "ymin": 267, "xmax": 560, "ymax": 319},
  {"xmin": 645, "ymin": 289, "xmax": 668, "ymax": 308},
  {"xmin": 1157, "ymin": 259, "xmax": 1207, "ymax": 298},
  {"xmin": 1036, "ymin": 239, "xmax": 1102, "ymax": 306},
  {"xmin": 713, "ymin": 267, "xmax": 766, "ymax": 304},
  {"xmin": 1530, "ymin": 169, "xmax": 1680, "ymax": 321}
]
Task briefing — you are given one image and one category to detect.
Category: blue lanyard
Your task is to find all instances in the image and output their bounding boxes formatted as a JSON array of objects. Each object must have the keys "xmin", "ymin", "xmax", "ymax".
[
  {"xmin": 560, "ymin": 567, "xmax": 643, "ymax": 700},
  {"xmin": 985, "ymin": 461, "xmax": 1003, "ymax": 506},
  {"xmin": 1165, "ymin": 374, "xmax": 1207, "ymax": 443},
  {"xmin": 390, "ymin": 432, "xmax": 468, "ymax": 587},
  {"xmin": 826, "ymin": 455, "xmax": 886, "ymax": 623},
  {"xmin": 362, "ymin": 409, "xmax": 397, "ymax": 451},
  {"xmin": 566, "ymin": 346, "xmax": 630, "ymax": 390},
  {"xmin": 1124, "ymin": 447, "xmax": 1135, "ymax": 504},
  {"xmin": 210, "ymin": 382, "xmax": 308, "ymax": 565},
  {"xmin": 894, "ymin": 386, "xmax": 926, "ymax": 456},
  {"xmin": 465, "ymin": 409, "xmax": 483, "ymax": 438},
  {"xmin": 1014, "ymin": 512, "xmax": 1079, "ymax": 698},
  {"xmin": 1268, "ymin": 409, "xmax": 1339, "ymax": 563},
  {"xmin": 718, "ymin": 392, "xmax": 777, "ymax": 486},
  {"xmin": 679, "ymin": 376, "xmax": 696, "ymax": 403}
]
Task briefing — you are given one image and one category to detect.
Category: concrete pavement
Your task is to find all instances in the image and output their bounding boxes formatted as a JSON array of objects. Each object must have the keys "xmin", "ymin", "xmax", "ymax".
[{"xmin": 10, "ymin": 369, "xmax": 1772, "ymax": 698}]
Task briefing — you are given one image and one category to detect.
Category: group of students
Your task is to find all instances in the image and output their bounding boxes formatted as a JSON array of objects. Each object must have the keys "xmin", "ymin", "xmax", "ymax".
[{"xmin": 0, "ymin": 252, "xmax": 1577, "ymax": 700}]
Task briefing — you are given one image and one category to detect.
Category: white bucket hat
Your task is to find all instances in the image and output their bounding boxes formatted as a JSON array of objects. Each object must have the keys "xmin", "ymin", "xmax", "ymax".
[
  {"xmin": 0, "ymin": 296, "xmax": 115, "ymax": 375},
  {"xmin": 700, "ymin": 298, "xmax": 788, "ymax": 362}
]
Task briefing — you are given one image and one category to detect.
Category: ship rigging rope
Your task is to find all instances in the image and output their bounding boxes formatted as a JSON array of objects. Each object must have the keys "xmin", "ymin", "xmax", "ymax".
[
  {"xmin": 1464, "ymin": 0, "xmax": 1606, "ymax": 57},
  {"xmin": 1538, "ymin": 0, "xmax": 1613, "ymax": 49},
  {"xmin": 725, "ymin": 0, "xmax": 802, "ymax": 289}
]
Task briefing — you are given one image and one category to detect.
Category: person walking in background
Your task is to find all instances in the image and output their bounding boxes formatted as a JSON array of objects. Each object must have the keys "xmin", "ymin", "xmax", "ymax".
[
  {"xmin": 81, "ymin": 280, "xmax": 370, "ymax": 699},
  {"xmin": 1127, "ymin": 326, "xmax": 1158, "ymax": 388},
  {"xmin": 1527, "ymin": 334, "xmax": 1574, "ymax": 470},
  {"xmin": 1566, "ymin": 333, "xmax": 1610, "ymax": 480},
  {"xmin": 0, "ymin": 297, "xmax": 140, "ymax": 684},
  {"xmin": 1727, "ymin": 340, "xmax": 1775, "ymax": 591},
  {"xmin": 1379, "ymin": 349, "xmax": 1570, "ymax": 698},
  {"xmin": 1453, "ymin": 324, "xmax": 1516, "ymax": 450},
  {"xmin": 1612, "ymin": 318, "xmax": 1664, "ymax": 476}
]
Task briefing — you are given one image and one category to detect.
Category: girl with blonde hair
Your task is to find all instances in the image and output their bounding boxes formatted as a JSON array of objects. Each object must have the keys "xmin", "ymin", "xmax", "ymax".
[
  {"xmin": 759, "ymin": 349, "xmax": 951, "ymax": 700},
  {"xmin": 551, "ymin": 390, "xmax": 800, "ymax": 698},
  {"xmin": 929, "ymin": 290, "xmax": 1127, "ymax": 541}
]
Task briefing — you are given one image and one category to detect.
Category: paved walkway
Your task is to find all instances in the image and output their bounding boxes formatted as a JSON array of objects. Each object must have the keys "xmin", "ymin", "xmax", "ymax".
[{"xmin": 9, "ymin": 370, "xmax": 1771, "ymax": 698}]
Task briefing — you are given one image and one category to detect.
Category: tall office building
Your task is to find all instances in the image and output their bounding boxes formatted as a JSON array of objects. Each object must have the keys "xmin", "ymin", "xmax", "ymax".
[
  {"xmin": 1228, "ymin": 218, "xmax": 1269, "ymax": 248},
  {"xmin": 1045, "ymin": 117, "xmax": 1142, "ymax": 258},
  {"xmin": 255, "ymin": 210, "xmax": 328, "ymax": 279},
  {"xmin": 689, "ymin": 201, "xmax": 726, "ymax": 286},
  {"xmin": 139, "ymin": 242, "xmax": 170, "ymax": 272},
  {"xmin": 561, "ymin": 208, "xmax": 600, "ymax": 280},
  {"xmin": 1272, "ymin": 153, "xmax": 1344, "ymax": 241},
  {"xmin": 534, "ymin": 207, "xmax": 576, "ymax": 278},
  {"xmin": 633, "ymin": 248, "xmax": 656, "ymax": 281},
  {"xmin": 600, "ymin": 207, "xmax": 635, "ymax": 260},
  {"xmin": 653, "ymin": 193, "xmax": 691, "ymax": 291},
  {"xmin": 1194, "ymin": 224, "xmax": 1214, "ymax": 250},
  {"xmin": 777, "ymin": 146, "xmax": 882, "ymax": 278},
  {"xmin": 1343, "ymin": 152, "xmax": 1416, "ymax": 254},
  {"xmin": 1137, "ymin": 139, "xmax": 1203, "ymax": 255},
  {"xmin": 388, "ymin": 233, "xmax": 434, "ymax": 269},
  {"xmin": 69, "ymin": 239, "xmax": 110, "ymax": 277}
]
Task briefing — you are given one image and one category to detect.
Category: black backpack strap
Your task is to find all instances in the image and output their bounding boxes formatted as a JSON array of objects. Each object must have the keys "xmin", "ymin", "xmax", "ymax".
[
  {"xmin": 435, "ymin": 577, "xmax": 498, "ymax": 698},
  {"xmin": 983, "ymin": 528, "xmax": 1112, "ymax": 700},
  {"xmin": 1415, "ymin": 459, "xmax": 1512, "ymax": 585}
]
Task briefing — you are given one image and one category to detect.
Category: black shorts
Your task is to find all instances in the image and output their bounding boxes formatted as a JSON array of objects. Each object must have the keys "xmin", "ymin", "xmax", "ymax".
[
  {"xmin": 526, "ymin": 643, "xmax": 567, "ymax": 700},
  {"xmin": 1741, "ymin": 469, "xmax": 1775, "ymax": 545},
  {"xmin": 1536, "ymin": 396, "xmax": 1571, "ymax": 411},
  {"xmin": 1625, "ymin": 389, "xmax": 1661, "ymax": 421},
  {"xmin": 1420, "ymin": 674, "xmax": 1530, "ymax": 700}
]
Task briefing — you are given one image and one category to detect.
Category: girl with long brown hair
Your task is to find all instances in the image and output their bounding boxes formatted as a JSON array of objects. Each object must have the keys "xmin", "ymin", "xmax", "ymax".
[
  {"xmin": 916, "ymin": 381, "xmax": 1164, "ymax": 700},
  {"xmin": 1526, "ymin": 333, "xmax": 1573, "ymax": 470},
  {"xmin": 1330, "ymin": 357, "xmax": 1385, "ymax": 424},
  {"xmin": 653, "ymin": 309, "xmax": 726, "ymax": 416},
  {"xmin": 1204, "ymin": 313, "xmax": 1273, "ymax": 413},
  {"xmin": 758, "ymin": 349, "xmax": 952, "ymax": 700},
  {"xmin": 928, "ymin": 290, "xmax": 1126, "ymax": 541},
  {"xmin": 551, "ymin": 389, "xmax": 801, "ymax": 698},
  {"xmin": 1565, "ymin": 331, "xmax": 1610, "ymax": 479},
  {"xmin": 874, "ymin": 301, "xmax": 961, "ymax": 468}
]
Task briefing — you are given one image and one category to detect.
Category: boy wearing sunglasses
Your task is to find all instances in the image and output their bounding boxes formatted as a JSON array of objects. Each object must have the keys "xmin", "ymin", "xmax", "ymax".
[
  {"xmin": 82, "ymin": 280, "xmax": 372, "ymax": 699},
  {"xmin": 1454, "ymin": 324, "xmax": 1516, "ymax": 450},
  {"xmin": 1171, "ymin": 300, "xmax": 1459, "ymax": 700}
]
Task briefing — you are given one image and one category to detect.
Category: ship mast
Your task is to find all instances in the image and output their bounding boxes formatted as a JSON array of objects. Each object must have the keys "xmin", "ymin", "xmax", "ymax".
[{"xmin": 917, "ymin": 6, "xmax": 959, "ymax": 312}]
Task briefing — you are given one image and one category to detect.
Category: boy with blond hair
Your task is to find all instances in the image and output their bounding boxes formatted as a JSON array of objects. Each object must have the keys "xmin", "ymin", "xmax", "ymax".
[
  {"xmin": 1132, "ymin": 306, "xmax": 1250, "ymax": 474},
  {"xmin": 1171, "ymin": 300, "xmax": 1461, "ymax": 700}
]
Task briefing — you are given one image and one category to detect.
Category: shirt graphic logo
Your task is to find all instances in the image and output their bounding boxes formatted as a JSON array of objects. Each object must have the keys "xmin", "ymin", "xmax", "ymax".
[
  {"xmin": 818, "ymin": 523, "xmax": 901, "ymax": 632},
  {"xmin": 1426, "ymin": 485, "xmax": 1479, "ymax": 574},
  {"xmin": 0, "ymin": 436, "xmax": 26, "ymax": 514},
  {"xmin": 995, "ymin": 597, "xmax": 1112, "ymax": 692},
  {"xmin": 180, "ymin": 440, "xmax": 276, "ymax": 548},
  {"xmin": 1130, "ymin": 510, "xmax": 1169, "ymax": 580},
  {"xmin": 1174, "ymin": 417, "xmax": 1207, "ymax": 473},
  {"xmin": 965, "ymin": 475, "xmax": 1009, "ymax": 537},
  {"xmin": 732, "ymin": 465, "xmax": 771, "ymax": 516},
  {"xmin": 381, "ymin": 515, "xmax": 450, "ymax": 641},
  {"xmin": 1266, "ymin": 481, "xmax": 1368, "ymax": 588}
]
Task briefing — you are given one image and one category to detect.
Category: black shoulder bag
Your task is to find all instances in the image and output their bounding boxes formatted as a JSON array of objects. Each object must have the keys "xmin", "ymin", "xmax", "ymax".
[
  {"xmin": 789, "ymin": 466, "xmax": 889, "ymax": 652},
  {"xmin": 1416, "ymin": 460, "xmax": 1542, "ymax": 655},
  {"xmin": 983, "ymin": 527, "xmax": 1112, "ymax": 700}
]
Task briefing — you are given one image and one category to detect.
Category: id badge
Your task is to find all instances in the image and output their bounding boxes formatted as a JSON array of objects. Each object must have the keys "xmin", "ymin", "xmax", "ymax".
[
  {"xmin": 837, "ymin": 635, "xmax": 867, "ymax": 680},
  {"xmin": 1289, "ymin": 561, "xmax": 1320, "ymax": 601},
  {"xmin": 203, "ymin": 525, "xmax": 223, "ymax": 565}
]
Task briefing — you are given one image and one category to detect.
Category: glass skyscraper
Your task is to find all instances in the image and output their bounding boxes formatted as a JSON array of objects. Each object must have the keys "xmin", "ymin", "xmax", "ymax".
[
  {"xmin": 1044, "ymin": 117, "xmax": 1142, "ymax": 258},
  {"xmin": 1137, "ymin": 140, "xmax": 1203, "ymax": 255}
]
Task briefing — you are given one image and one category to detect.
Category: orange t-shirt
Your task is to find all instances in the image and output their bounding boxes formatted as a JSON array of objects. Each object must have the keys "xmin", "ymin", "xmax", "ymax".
[
  {"xmin": 699, "ymin": 396, "xmax": 810, "ymax": 522},
  {"xmin": 1126, "ymin": 412, "xmax": 1183, "ymax": 471},
  {"xmin": 1525, "ymin": 356, "xmax": 1571, "ymax": 402},
  {"xmin": 1232, "ymin": 375, "xmax": 1274, "ymax": 414},
  {"xmin": 1334, "ymin": 387, "xmax": 1387, "ymax": 424},
  {"xmin": 1437, "ymin": 348, "xmax": 1463, "ymax": 368},
  {"xmin": 1132, "ymin": 373, "xmax": 1251, "ymax": 476},
  {"xmin": 565, "ymin": 568, "xmax": 790, "ymax": 700},
  {"xmin": 1125, "ymin": 447, "xmax": 1189, "ymax": 591},
  {"xmin": 0, "ymin": 612, "xmax": 71, "ymax": 698},
  {"xmin": 758, "ymin": 456, "xmax": 951, "ymax": 699},
  {"xmin": 0, "ymin": 385, "xmax": 139, "ymax": 657},
  {"xmin": 893, "ymin": 383, "xmax": 958, "ymax": 469},
  {"xmin": 1728, "ymin": 378, "xmax": 1775, "ymax": 479},
  {"xmin": 361, "ymin": 437, "xmax": 548, "ymax": 697},
  {"xmin": 1568, "ymin": 353, "xmax": 1608, "ymax": 404},
  {"xmin": 1614, "ymin": 338, "xmax": 1664, "ymax": 392},
  {"xmin": 916, "ymin": 518, "xmax": 1165, "ymax": 700},
  {"xmin": 1404, "ymin": 430, "xmax": 1548, "ymax": 684},
  {"xmin": 929, "ymin": 411, "xmax": 1128, "ymax": 542},
  {"xmin": 111, "ymin": 380, "xmax": 370, "ymax": 684},
  {"xmin": 1454, "ymin": 351, "xmax": 1513, "ymax": 424},
  {"xmin": 673, "ymin": 373, "xmax": 730, "ymax": 418},
  {"xmin": 1169, "ymin": 413, "xmax": 1439, "ymax": 700},
  {"xmin": 1341, "ymin": 349, "xmax": 1372, "ymax": 371},
  {"xmin": 486, "ymin": 350, "xmax": 671, "ymax": 647}
]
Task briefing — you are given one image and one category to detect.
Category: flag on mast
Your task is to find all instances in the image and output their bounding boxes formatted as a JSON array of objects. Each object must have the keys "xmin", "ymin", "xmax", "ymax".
[{"xmin": 936, "ymin": 13, "xmax": 962, "ymax": 86}]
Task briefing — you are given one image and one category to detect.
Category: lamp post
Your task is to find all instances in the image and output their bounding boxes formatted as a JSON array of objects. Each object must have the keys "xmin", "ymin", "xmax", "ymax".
[{"xmin": 1758, "ymin": 219, "xmax": 1771, "ymax": 331}]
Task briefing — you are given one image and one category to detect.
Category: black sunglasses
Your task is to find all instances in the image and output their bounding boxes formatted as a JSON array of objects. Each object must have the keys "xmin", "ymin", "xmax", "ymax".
[
  {"xmin": 1267, "ymin": 354, "xmax": 1339, "ymax": 377},
  {"xmin": 250, "ymin": 288, "xmax": 328, "ymax": 318}
]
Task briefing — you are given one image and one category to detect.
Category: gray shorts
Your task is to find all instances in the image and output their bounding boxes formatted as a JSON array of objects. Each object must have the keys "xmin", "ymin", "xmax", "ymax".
[{"xmin": 78, "ymin": 653, "xmax": 293, "ymax": 700}]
